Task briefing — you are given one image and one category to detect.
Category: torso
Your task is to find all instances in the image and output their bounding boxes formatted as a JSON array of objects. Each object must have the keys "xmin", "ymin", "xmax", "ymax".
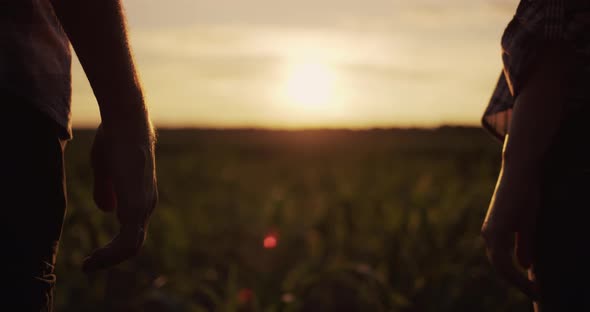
[{"xmin": 0, "ymin": 1, "xmax": 72, "ymax": 139}]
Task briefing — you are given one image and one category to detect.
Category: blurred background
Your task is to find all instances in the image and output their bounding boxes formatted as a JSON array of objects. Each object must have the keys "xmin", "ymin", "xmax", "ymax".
[{"xmin": 57, "ymin": 0, "xmax": 531, "ymax": 311}]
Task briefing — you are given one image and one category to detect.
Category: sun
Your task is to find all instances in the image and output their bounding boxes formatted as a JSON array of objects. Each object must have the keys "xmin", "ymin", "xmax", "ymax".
[{"xmin": 280, "ymin": 61, "xmax": 336, "ymax": 108}]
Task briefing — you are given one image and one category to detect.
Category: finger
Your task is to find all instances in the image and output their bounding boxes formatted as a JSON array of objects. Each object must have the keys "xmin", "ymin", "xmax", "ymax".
[
  {"xmin": 82, "ymin": 225, "xmax": 145, "ymax": 273},
  {"xmin": 516, "ymin": 195, "xmax": 538, "ymax": 270},
  {"xmin": 488, "ymin": 248, "xmax": 539, "ymax": 300},
  {"xmin": 516, "ymin": 231, "xmax": 533, "ymax": 269},
  {"xmin": 528, "ymin": 269, "xmax": 541, "ymax": 306}
]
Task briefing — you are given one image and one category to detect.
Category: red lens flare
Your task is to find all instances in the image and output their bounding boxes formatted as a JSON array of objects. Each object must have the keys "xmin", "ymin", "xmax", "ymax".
[{"xmin": 263, "ymin": 234, "xmax": 278, "ymax": 249}]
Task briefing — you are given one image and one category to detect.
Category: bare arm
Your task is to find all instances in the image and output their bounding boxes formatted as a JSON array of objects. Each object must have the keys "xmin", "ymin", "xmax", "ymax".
[
  {"xmin": 50, "ymin": 0, "xmax": 151, "ymax": 135},
  {"xmin": 50, "ymin": 0, "xmax": 158, "ymax": 272},
  {"xmin": 485, "ymin": 45, "xmax": 568, "ymax": 231},
  {"xmin": 482, "ymin": 45, "xmax": 570, "ymax": 299}
]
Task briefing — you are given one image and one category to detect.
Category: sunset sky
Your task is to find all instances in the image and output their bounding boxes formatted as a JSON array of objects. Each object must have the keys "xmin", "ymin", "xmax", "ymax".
[{"xmin": 71, "ymin": 0, "xmax": 519, "ymax": 128}]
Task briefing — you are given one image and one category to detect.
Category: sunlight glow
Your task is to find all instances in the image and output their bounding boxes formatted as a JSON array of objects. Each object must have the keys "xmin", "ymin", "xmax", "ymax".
[{"xmin": 280, "ymin": 61, "xmax": 337, "ymax": 109}]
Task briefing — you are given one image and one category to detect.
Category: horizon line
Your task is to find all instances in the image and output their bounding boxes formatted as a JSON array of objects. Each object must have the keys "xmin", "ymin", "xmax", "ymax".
[{"xmin": 72, "ymin": 124, "xmax": 483, "ymax": 131}]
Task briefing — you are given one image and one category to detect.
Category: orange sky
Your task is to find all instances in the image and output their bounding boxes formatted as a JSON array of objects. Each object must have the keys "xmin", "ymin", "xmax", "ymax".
[{"xmin": 70, "ymin": 0, "xmax": 519, "ymax": 128}]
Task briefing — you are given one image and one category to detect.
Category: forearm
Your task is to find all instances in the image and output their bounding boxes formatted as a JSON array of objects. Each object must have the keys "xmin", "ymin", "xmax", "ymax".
[
  {"xmin": 485, "ymin": 45, "xmax": 569, "ymax": 228},
  {"xmin": 50, "ymin": 0, "xmax": 152, "ymax": 137},
  {"xmin": 501, "ymin": 46, "xmax": 568, "ymax": 181}
]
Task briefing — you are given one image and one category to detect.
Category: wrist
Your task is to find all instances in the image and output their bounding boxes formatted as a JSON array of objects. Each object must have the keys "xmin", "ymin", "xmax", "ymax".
[
  {"xmin": 99, "ymin": 116, "xmax": 155, "ymax": 145},
  {"xmin": 98, "ymin": 87, "xmax": 151, "ymax": 130}
]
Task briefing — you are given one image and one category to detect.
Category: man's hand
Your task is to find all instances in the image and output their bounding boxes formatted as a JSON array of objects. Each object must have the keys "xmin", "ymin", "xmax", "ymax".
[
  {"xmin": 49, "ymin": 0, "xmax": 158, "ymax": 272},
  {"xmin": 83, "ymin": 124, "xmax": 157, "ymax": 273}
]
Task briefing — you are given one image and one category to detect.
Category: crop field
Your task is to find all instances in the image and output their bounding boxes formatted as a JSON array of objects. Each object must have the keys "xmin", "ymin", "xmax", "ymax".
[{"xmin": 55, "ymin": 128, "xmax": 530, "ymax": 312}]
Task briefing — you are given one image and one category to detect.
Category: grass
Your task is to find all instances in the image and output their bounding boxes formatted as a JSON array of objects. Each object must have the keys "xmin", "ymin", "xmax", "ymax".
[{"xmin": 54, "ymin": 127, "xmax": 530, "ymax": 312}]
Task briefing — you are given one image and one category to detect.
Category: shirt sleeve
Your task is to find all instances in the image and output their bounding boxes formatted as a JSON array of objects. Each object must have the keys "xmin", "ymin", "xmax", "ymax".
[
  {"xmin": 482, "ymin": 72, "xmax": 515, "ymax": 143},
  {"xmin": 544, "ymin": 0, "xmax": 566, "ymax": 40},
  {"xmin": 482, "ymin": 0, "xmax": 567, "ymax": 143}
]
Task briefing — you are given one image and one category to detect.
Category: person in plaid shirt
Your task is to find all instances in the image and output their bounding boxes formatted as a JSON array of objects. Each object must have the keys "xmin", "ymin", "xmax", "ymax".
[{"xmin": 481, "ymin": 0, "xmax": 590, "ymax": 310}]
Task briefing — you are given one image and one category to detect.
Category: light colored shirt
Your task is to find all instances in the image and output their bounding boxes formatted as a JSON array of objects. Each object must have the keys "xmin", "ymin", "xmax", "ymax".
[{"xmin": 1, "ymin": 1, "xmax": 72, "ymax": 139}]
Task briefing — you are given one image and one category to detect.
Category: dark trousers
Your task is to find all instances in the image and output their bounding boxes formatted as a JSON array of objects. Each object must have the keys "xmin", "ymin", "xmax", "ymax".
[
  {"xmin": 535, "ymin": 171, "xmax": 590, "ymax": 312},
  {"xmin": 0, "ymin": 104, "xmax": 67, "ymax": 311},
  {"xmin": 533, "ymin": 112, "xmax": 590, "ymax": 311}
]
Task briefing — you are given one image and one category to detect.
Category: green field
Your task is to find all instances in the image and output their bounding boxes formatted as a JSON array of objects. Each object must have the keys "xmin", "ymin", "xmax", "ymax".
[{"xmin": 55, "ymin": 128, "xmax": 530, "ymax": 311}]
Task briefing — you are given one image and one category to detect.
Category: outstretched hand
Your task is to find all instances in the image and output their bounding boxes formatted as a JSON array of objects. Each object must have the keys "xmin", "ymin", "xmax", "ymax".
[{"xmin": 84, "ymin": 124, "xmax": 157, "ymax": 273}]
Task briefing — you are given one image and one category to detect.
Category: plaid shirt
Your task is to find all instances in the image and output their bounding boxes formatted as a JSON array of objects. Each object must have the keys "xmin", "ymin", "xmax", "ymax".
[{"xmin": 483, "ymin": 0, "xmax": 566, "ymax": 142}]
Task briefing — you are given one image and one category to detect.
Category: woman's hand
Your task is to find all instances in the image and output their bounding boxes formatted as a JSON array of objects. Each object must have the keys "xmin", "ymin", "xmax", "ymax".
[{"xmin": 481, "ymin": 161, "xmax": 539, "ymax": 300}]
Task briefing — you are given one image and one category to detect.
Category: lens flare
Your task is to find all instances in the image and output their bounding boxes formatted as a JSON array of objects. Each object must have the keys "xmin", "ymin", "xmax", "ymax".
[{"xmin": 263, "ymin": 234, "xmax": 278, "ymax": 249}]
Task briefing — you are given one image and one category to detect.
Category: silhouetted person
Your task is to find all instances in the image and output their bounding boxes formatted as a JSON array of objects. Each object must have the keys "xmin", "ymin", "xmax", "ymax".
[
  {"xmin": 1, "ymin": 1, "xmax": 158, "ymax": 310},
  {"xmin": 481, "ymin": 1, "xmax": 590, "ymax": 311}
]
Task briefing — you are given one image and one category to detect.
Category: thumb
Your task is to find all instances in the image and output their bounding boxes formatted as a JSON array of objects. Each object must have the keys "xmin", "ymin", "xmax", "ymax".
[{"xmin": 82, "ymin": 224, "xmax": 146, "ymax": 273}]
